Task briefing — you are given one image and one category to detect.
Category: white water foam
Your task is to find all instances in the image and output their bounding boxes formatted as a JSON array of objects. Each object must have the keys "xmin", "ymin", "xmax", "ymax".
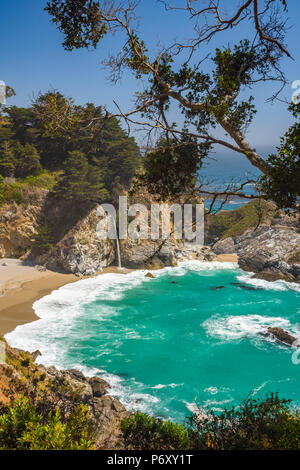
[
  {"xmin": 237, "ymin": 272, "xmax": 300, "ymax": 293},
  {"xmin": 203, "ymin": 314, "xmax": 300, "ymax": 344}
]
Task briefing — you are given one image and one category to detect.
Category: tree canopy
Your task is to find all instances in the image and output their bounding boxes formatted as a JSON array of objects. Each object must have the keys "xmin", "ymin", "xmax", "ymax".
[
  {"xmin": 44, "ymin": 0, "xmax": 299, "ymax": 210},
  {"xmin": 0, "ymin": 91, "xmax": 141, "ymax": 203}
]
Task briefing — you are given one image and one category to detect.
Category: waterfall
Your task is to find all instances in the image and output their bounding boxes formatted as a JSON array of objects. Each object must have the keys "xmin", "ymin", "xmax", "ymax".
[{"xmin": 112, "ymin": 215, "xmax": 122, "ymax": 269}]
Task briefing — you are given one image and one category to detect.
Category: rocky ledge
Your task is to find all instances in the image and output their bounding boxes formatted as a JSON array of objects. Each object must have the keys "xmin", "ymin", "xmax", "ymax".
[
  {"xmin": 212, "ymin": 214, "xmax": 300, "ymax": 283},
  {"xmin": 0, "ymin": 341, "xmax": 129, "ymax": 449}
]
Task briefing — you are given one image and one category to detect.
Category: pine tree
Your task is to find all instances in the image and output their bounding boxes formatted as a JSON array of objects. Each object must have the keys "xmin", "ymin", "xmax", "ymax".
[
  {"xmin": 0, "ymin": 141, "xmax": 15, "ymax": 177},
  {"xmin": 57, "ymin": 150, "xmax": 108, "ymax": 203},
  {"xmin": 14, "ymin": 142, "xmax": 42, "ymax": 178},
  {"xmin": 86, "ymin": 164, "xmax": 108, "ymax": 202}
]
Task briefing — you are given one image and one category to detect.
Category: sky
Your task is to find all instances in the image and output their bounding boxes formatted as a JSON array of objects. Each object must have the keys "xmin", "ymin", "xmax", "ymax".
[{"xmin": 0, "ymin": 0, "xmax": 299, "ymax": 172}]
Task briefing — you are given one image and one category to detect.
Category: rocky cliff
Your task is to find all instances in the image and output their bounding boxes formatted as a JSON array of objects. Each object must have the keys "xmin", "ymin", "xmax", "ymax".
[
  {"xmin": 211, "ymin": 209, "xmax": 300, "ymax": 283},
  {"xmin": 0, "ymin": 339, "xmax": 129, "ymax": 449},
  {"xmin": 0, "ymin": 190, "xmax": 47, "ymax": 258},
  {"xmin": 34, "ymin": 207, "xmax": 116, "ymax": 276},
  {"xmin": 0, "ymin": 188, "xmax": 218, "ymax": 274}
]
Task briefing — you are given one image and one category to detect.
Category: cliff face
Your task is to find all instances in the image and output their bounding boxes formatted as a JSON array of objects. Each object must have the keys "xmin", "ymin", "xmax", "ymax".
[
  {"xmin": 236, "ymin": 218, "xmax": 300, "ymax": 283},
  {"xmin": 0, "ymin": 340, "xmax": 129, "ymax": 449},
  {"xmin": 35, "ymin": 208, "xmax": 116, "ymax": 276},
  {"xmin": 210, "ymin": 209, "xmax": 300, "ymax": 283},
  {"xmin": 0, "ymin": 187, "xmax": 218, "ymax": 274},
  {"xmin": 0, "ymin": 192, "xmax": 116, "ymax": 276},
  {"xmin": 0, "ymin": 190, "xmax": 47, "ymax": 259},
  {"xmin": 1, "ymin": 190, "xmax": 298, "ymax": 281}
]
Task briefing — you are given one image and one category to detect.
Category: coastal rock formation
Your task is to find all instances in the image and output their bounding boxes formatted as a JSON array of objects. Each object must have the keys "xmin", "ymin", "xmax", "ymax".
[
  {"xmin": 205, "ymin": 200, "xmax": 300, "ymax": 283},
  {"xmin": 0, "ymin": 191, "xmax": 46, "ymax": 258},
  {"xmin": 236, "ymin": 223, "xmax": 300, "ymax": 283},
  {"xmin": 212, "ymin": 237, "xmax": 236, "ymax": 254},
  {"xmin": 0, "ymin": 340, "xmax": 129, "ymax": 449},
  {"xmin": 121, "ymin": 238, "xmax": 218, "ymax": 269},
  {"xmin": 262, "ymin": 327, "xmax": 299, "ymax": 347},
  {"xmin": 34, "ymin": 208, "xmax": 115, "ymax": 276}
]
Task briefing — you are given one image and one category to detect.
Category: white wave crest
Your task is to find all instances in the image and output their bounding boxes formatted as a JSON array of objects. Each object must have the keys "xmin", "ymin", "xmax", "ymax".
[
  {"xmin": 203, "ymin": 314, "xmax": 300, "ymax": 342},
  {"xmin": 237, "ymin": 273, "xmax": 300, "ymax": 293}
]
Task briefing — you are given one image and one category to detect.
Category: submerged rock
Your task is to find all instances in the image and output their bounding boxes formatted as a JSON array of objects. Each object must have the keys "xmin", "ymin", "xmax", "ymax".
[
  {"xmin": 212, "ymin": 286, "xmax": 225, "ymax": 290},
  {"xmin": 231, "ymin": 282, "xmax": 261, "ymax": 291}
]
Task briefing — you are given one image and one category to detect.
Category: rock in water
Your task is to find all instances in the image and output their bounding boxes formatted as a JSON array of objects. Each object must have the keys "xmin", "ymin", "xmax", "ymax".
[
  {"xmin": 266, "ymin": 327, "xmax": 299, "ymax": 347},
  {"xmin": 212, "ymin": 286, "xmax": 225, "ymax": 290},
  {"xmin": 145, "ymin": 272, "xmax": 155, "ymax": 278}
]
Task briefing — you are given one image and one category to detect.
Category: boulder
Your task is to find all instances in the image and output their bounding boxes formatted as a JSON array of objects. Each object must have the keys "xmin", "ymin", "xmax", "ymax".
[
  {"xmin": 89, "ymin": 376, "xmax": 109, "ymax": 397},
  {"xmin": 31, "ymin": 350, "xmax": 42, "ymax": 361},
  {"xmin": 145, "ymin": 272, "xmax": 155, "ymax": 278},
  {"xmin": 36, "ymin": 208, "xmax": 115, "ymax": 275},
  {"xmin": 67, "ymin": 369, "xmax": 86, "ymax": 381},
  {"xmin": 212, "ymin": 237, "xmax": 236, "ymax": 255},
  {"xmin": 236, "ymin": 224, "xmax": 300, "ymax": 283},
  {"xmin": 35, "ymin": 265, "xmax": 46, "ymax": 272},
  {"xmin": 265, "ymin": 327, "xmax": 299, "ymax": 347}
]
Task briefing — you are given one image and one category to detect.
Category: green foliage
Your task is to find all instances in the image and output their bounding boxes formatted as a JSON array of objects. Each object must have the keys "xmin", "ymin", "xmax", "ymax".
[
  {"xmin": 21, "ymin": 171, "xmax": 60, "ymax": 190},
  {"xmin": 32, "ymin": 223, "xmax": 54, "ymax": 252},
  {"xmin": 261, "ymin": 103, "xmax": 300, "ymax": 210},
  {"xmin": 121, "ymin": 411, "xmax": 190, "ymax": 450},
  {"xmin": 0, "ymin": 141, "xmax": 15, "ymax": 177},
  {"xmin": 45, "ymin": 0, "xmax": 107, "ymax": 51},
  {"xmin": 206, "ymin": 199, "xmax": 276, "ymax": 241},
  {"xmin": 0, "ymin": 396, "xmax": 94, "ymax": 450},
  {"xmin": 13, "ymin": 142, "xmax": 42, "ymax": 178},
  {"xmin": 0, "ymin": 140, "xmax": 42, "ymax": 179},
  {"xmin": 137, "ymin": 136, "xmax": 209, "ymax": 200},
  {"xmin": 56, "ymin": 150, "xmax": 108, "ymax": 202},
  {"xmin": 189, "ymin": 393, "xmax": 300, "ymax": 450},
  {"xmin": 121, "ymin": 394, "xmax": 300, "ymax": 451},
  {"xmin": 94, "ymin": 115, "xmax": 142, "ymax": 192},
  {"xmin": 0, "ymin": 171, "xmax": 58, "ymax": 208},
  {"xmin": 0, "ymin": 93, "xmax": 141, "ymax": 205}
]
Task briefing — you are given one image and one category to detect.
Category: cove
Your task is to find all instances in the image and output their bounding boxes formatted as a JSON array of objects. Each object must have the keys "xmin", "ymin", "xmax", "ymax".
[{"xmin": 5, "ymin": 261, "xmax": 300, "ymax": 423}]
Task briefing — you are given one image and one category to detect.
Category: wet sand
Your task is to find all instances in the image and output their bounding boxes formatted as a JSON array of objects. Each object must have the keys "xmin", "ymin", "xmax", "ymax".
[{"xmin": 0, "ymin": 259, "xmax": 132, "ymax": 336}]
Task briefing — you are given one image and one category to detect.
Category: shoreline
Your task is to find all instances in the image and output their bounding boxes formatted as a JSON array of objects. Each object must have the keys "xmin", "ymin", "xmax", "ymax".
[
  {"xmin": 0, "ymin": 259, "xmax": 132, "ymax": 336},
  {"xmin": 0, "ymin": 255, "xmax": 237, "ymax": 337}
]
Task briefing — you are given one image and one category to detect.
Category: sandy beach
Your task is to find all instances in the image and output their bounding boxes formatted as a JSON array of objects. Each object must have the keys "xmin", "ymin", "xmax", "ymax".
[{"xmin": 0, "ymin": 259, "xmax": 78, "ymax": 336}]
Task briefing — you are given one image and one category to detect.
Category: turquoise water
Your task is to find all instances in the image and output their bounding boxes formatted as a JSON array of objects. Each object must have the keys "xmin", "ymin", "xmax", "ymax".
[{"xmin": 6, "ymin": 262, "xmax": 300, "ymax": 423}]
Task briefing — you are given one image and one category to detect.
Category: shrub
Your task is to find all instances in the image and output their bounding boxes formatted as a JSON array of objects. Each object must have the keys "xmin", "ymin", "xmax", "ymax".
[
  {"xmin": 0, "ymin": 396, "xmax": 94, "ymax": 450},
  {"xmin": 121, "ymin": 411, "xmax": 191, "ymax": 450},
  {"xmin": 189, "ymin": 393, "xmax": 300, "ymax": 450},
  {"xmin": 121, "ymin": 394, "xmax": 300, "ymax": 450}
]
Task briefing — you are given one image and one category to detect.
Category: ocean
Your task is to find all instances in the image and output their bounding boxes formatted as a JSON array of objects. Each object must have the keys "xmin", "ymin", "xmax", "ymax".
[{"xmin": 6, "ymin": 261, "xmax": 300, "ymax": 423}]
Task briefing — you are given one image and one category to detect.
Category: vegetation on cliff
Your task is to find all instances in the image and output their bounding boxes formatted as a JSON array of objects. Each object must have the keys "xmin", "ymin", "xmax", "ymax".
[
  {"xmin": 1, "ymin": 343, "xmax": 300, "ymax": 451},
  {"xmin": 0, "ymin": 93, "xmax": 141, "ymax": 205},
  {"xmin": 205, "ymin": 199, "xmax": 277, "ymax": 244},
  {"xmin": 121, "ymin": 393, "xmax": 300, "ymax": 450},
  {"xmin": 0, "ymin": 397, "xmax": 94, "ymax": 450}
]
